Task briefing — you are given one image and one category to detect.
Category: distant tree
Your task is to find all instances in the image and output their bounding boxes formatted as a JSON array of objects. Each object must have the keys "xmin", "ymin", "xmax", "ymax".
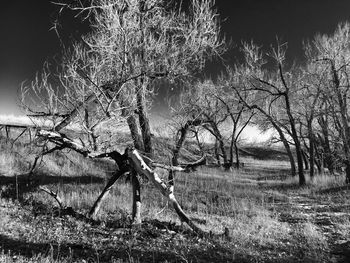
[
  {"xmin": 177, "ymin": 80, "xmax": 230, "ymax": 167},
  {"xmin": 231, "ymin": 41, "xmax": 305, "ymax": 185},
  {"xmin": 218, "ymin": 72, "xmax": 256, "ymax": 168},
  {"xmin": 173, "ymin": 77, "xmax": 254, "ymax": 170}
]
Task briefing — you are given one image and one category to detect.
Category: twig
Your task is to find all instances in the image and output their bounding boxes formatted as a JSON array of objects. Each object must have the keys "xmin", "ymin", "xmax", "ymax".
[{"xmin": 38, "ymin": 186, "xmax": 64, "ymax": 209}]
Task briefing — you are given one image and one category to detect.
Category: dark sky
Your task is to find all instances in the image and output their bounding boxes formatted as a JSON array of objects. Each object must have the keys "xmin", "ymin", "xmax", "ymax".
[{"xmin": 1, "ymin": 0, "xmax": 350, "ymax": 115}]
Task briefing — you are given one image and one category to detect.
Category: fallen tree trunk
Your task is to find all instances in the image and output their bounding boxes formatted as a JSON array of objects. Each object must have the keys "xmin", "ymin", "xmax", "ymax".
[
  {"xmin": 35, "ymin": 130, "xmax": 207, "ymax": 234},
  {"xmin": 127, "ymin": 149, "xmax": 204, "ymax": 235}
]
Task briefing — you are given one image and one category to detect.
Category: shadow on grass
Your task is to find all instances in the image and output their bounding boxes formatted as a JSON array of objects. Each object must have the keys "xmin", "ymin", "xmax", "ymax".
[
  {"xmin": 0, "ymin": 174, "xmax": 105, "ymax": 200},
  {"xmin": 0, "ymin": 232, "xmax": 251, "ymax": 263},
  {"xmin": 259, "ymin": 181, "xmax": 302, "ymax": 192},
  {"xmin": 243, "ymin": 167, "xmax": 291, "ymax": 181},
  {"xmin": 317, "ymin": 185, "xmax": 350, "ymax": 194},
  {"xmin": 0, "ymin": 173, "xmax": 104, "ymax": 186}
]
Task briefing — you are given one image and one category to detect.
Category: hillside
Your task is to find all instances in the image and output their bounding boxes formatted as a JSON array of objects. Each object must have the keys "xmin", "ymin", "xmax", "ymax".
[{"xmin": 0, "ymin": 132, "xmax": 349, "ymax": 262}]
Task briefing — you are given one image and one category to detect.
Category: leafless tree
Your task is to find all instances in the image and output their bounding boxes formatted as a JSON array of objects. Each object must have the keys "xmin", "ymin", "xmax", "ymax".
[
  {"xmin": 230, "ymin": 41, "xmax": 306, "ymax": 185},
  {"xmin": 18, "ymin": 0, "xmax": 226, "ymax": 234},
  {"xmin": 52, "ymin": 0, "xmax": 225, "ymax": 158},
  {"xmin": 305, "ymin": 22, "xmax": 350, "ymax": 183}
]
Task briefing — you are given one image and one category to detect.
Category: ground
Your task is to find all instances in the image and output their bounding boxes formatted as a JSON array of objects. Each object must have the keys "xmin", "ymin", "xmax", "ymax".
[{"xmin": 0, "ymin": 139, "xmax": 349, "ymax": 262}]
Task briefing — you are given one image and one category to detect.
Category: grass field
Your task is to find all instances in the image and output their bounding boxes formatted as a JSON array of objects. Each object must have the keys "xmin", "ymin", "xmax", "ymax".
[{"xmin": 0, "ymin": 135, "xmax": 350, "ymax": 263}]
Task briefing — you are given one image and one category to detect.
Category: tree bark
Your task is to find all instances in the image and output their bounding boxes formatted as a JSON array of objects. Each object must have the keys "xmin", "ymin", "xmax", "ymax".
[
  {"xmin": 284, "ymin": 92, "xmax": 305, "ymax": 185},
  {"xmin": 84, "ymin": 109, "xmax": 99, "ymax": 151},
  {"xmin": 88, "ymin": 170, "xmax": 126, "ymax": 219},
  {"xmin": 128, "ymin": 148, "xmax": 205, "ymax": 235},
  {"xmin": 262, "ymin": 115, "xmax": 296, "ymax": 176},
  {"xmin": 87, "ymin": 151, "xmax": 130, "ymax": 219},
  {"xmin": 318, "ymin": 117, "xmax": 334, "ymax": 173},
  {"xmin": 131, "ymin": 171, "xmax": 142, "ymax": 224},
  {"xmin": 301, "ymin": 150, "xmax": 309, "ymax": 170},
  {"xmin": 172, "ymin": 127, "xmax": 188, "ymax": 166},
  {"xmin": 209, "ymin": 122, "xmax": 228, "ymax": 168},
  {"xmin": 234, "ymin": 142, "xmax": 240, "ymax": 168},
  {"xmin": 136, "ymin": 85, "xmax": 153, "ymax": 157},
  {"xmin": 308, "ymin": 120, "xmax": 315, "ymax": 178},
  {"xmin": 345, "ymin": 160, "xmax": 350, "ymax": 184},
  {"xmin": 126, "ymin": 114, "xmax": 143, "ymax": 151},
  {"xmin": 214, "ymin": 139, "xmax": 221, "ymax": 165}
]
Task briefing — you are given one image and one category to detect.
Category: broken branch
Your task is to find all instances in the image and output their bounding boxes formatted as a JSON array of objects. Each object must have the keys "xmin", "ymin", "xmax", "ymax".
[{"xmin": 38, "ymin": 186, "xmax": 64, "ymax": 209}]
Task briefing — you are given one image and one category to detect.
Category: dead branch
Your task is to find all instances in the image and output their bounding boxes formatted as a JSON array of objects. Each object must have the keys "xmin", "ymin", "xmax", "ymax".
[
  {"xmin": 28, "ymin": 145, "xmax": 65, "ymax": 179},
  {"xmin": 88, "ymin": 170, "xmax": 129, "ymax": 219},
  {"xmin": 152, "ymin": 155, "xmax": 207, "ymax": 172},
  {"xmin": 37, "ymin": 130, "xmax": 90, "ymax": 156},
  {"xmin": 38, "ymin": 186, "xmax": 64, "ymax": 209}
]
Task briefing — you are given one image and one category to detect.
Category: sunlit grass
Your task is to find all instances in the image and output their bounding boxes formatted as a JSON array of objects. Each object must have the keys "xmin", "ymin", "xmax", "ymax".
[{"xmin": 1, "ymin": 135, "xmax": 349, "ymax": 262}]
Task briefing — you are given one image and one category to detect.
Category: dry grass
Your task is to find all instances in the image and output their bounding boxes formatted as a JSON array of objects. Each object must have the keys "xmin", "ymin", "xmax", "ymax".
[{"xmin": 0, "ymin": 135, "xmax": 349, "ymax": 262}]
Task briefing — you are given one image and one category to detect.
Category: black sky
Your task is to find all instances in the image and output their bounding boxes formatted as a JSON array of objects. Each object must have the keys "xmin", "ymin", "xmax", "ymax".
[{"xmin": 1, "ymin": 0, "xmax": 350, "ymax": 115}]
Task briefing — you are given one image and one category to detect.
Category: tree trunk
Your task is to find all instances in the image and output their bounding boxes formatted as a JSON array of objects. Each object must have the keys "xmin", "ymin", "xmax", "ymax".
[
  {"xmin": 292, "ymin": 135, "xmax": 305, "ymax": 185},
  {"xmin": 136, "ymin": 86, "xmax": 153, "ymax": 157},
  {"xmin": 229, "ymin": 130, "xmax": 235, "ymax": 167},
  {"xmin": 88, "ymin": 170, "xmax": 126, "ymax": 219},
  {"xmin": 234, "ymin": 141, "xmax": 240, "ymax": 168},
  {"xmin": 318, "ymin": 117, "xmax": 334, "ymax": 173},
  {"xmin": 126, "ymin": 115, "xmax": 143, "ymax": 151},
  {"xmin": 284, "ymin": 93, "xmax": 305, "ymax": 185},
  {"xmin": 285, "ymin": 140, "xmax": 296, "ymax": 177},
  {"xmin": 172, "ymin": 127, "xmax": 188, "ymax": 166},
  {"xmin": 210, "ymin": 122, "xmax": 228, "ymax": 168},
  {"xmin": 270, "ymin": 120, "xmax": 296, "ymax": 176},
  {"xmin": 135, "ymin": 3, "xmax": 153, "ymax": 157},
  {"xmin": 345, "ymin": 160, "xmax": 350, "ymax": 184},
  {"xmin": 131, "ymin": 172, "xmax": 142, "ymax": 224},
  {"xmin": 313, "ymin": 143, "xmax": 322, "ymax": 174},
  {"xmin": 194, "ymin": 129, "xmax": 204, "ymax": 155},
  {"xmin": 5, "ymin": 126, "xmax": 10, "ymax": 140},
  {"xmin": 117, "ymin": 89, "xmax": 144, "ymax": 151},
  {"xmin": 91, "ymin": 128, "xmax": 99, "ymax": 151},
  {"xmin": 308, "ymin": 120, "xmax": 315, "ymax": 178},
  {"xmin": 214, "ymin": 139, "xmax": 221, "ymax": 165},
  {"xmin": 84, "ymin": 109, "xmax": 99, "ymax": 151},
  {"xmin": 301, "ymin": 150, "xmax": 309, "ymax": 170}
]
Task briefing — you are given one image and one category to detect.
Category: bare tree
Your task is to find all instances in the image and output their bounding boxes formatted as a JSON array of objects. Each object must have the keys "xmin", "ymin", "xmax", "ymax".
[
  {"xmin": 53, "ymin": 0, "xmax": 225, "ymax": 157},
  {"xmin": 19, "ymin": 0, "xmax": 225, "ymax": 233},
  {"xmin": 230, "ymin": 41, "xmax": 306, "ymax": 184},
  {"xmin": 306, "ymin": 22, "xmax": 350, "ymax": 183},
  {"xmin": 217, "ymin": 73, "xmax": 256, "ymax": 168},
  {"xmin": 176, "ymin": 80, "xmax": 231, "ymax": 167}
]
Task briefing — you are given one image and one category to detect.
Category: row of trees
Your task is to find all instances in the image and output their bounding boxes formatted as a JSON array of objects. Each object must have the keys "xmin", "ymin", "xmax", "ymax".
[
  {"xmin": 170, "ymin": 23, "xmax": 350, "ymax": 186},
  {"xmin": 233, "ymin": 23, "xmax": 350, "ymax": 185}
]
